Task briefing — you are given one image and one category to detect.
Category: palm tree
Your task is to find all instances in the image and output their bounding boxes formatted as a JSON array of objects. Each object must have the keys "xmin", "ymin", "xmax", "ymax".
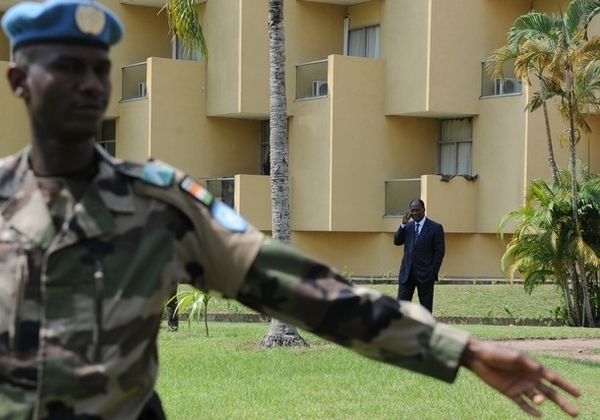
[
  {"xmin": 259, "ymin": 0, "xmax": 308, "ymax": 347},
  {"xmin": 491, "ymin": 0, "xmax": 600, "ymax": 326},
  {"xmin": 162, "ymin": 0, "xmax": 307, "ymax": 342},
  {"xmin": 488, "ymin": 1, "xmax": 600, "ymax": 184},
  {"xmin": 498, "ymin": 164, "xmax": 600, "ymax": 326},
  {"xmin": 487, "ymin": 13, "xmax": 560, "ymax": 183},
  {"xmin": 163, "ymin": 0, "xmax": 208, "ymax": 60}
]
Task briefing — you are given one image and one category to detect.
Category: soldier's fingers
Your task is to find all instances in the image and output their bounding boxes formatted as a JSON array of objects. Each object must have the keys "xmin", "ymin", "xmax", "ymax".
[
  {"xmin": 540, "ymin": 369, "xmax": 580, "ymax": 397},
  {"xmin": 536, "ymin": 382, "xmax": 579, "ymax": 418},
  {"xmin": 513, "ymin": 394, "xmax": 542, "ymax": 417}
]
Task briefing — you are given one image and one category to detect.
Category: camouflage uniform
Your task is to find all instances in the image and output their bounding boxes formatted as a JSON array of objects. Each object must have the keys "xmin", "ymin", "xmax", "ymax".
[{"xmin": 0, "ymin": 145, "xmax": 470, "ymax": 419}]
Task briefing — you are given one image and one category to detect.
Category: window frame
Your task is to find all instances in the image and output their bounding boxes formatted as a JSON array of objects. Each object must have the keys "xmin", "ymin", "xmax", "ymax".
[
  {"xmin": 347, "ymin": 24, "xmax": 380, "ymax": 59},
  {"xmin": 172, "ymin": 36, "xmax": 203, "ymax": 62},
  {"xmin": 96, "ymin": 119, "xmax": 116, "ymax": 156},
  {"xmin": 437, "ymin": 118, "xmax": 473, "ymax": 176}
]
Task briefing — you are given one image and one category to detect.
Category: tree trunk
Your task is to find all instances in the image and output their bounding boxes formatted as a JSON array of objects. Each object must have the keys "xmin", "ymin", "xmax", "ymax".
[
  {"xmin": 569, "ymin": 263, "xmax": 583, "ymax": 327},
  {"xmin": 259, "ymin": 319, "xmax": 309, "ymax": 348},
  {"xmin": 538, "ymin": 76, "xmax": 558, "ymax": 183},
  {"xmin": 260, "ymin": 0, "xmax": 308, "ymax": 348},
  {"xmin": 565, "ymin": 67, "xmax": 594, "ymax": 327}
]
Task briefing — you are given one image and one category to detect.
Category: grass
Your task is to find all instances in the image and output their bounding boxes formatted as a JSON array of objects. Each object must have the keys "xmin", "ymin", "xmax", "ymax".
[
  {"xmin": 372, "ymin": 283, "xmax": 563, "ymax": 319},
  {"xmin": 183, "ymin": 283, "xmax": 564, "ymax": 320},
  {"xmin": 156, "ymin": 323, "xmax": 599, "ymax": 420},
  {"xmin": 161, "ymin": 284, "xmax": 596, "ymax": 418}
]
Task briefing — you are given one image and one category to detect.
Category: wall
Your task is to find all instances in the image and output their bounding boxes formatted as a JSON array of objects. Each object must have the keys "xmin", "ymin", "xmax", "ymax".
[
  {"xmin": 330, "ymin": 55, "xmax": 385, "ymax": 231},
  {"xmin": 235, "ymin": 174, "xmax": 271, "ymax": 230},
  {"xmin": 0, "ymin": 61, "xmax": 29, "ymax": 156},
  {"xmin": 205, "ymin": 0, "xmax": 243, "ymax": 116},
  {"xmin": 475, "ymin": 93, "xmax": 528, "ymax": 232},
  {"xmin": 383, "ymin": 0, "xmax": 429, "ymax": 115},
  {"xmin": 117, "ymin": 98, "xmax": 149, "ymax": 161},
  {"xmin": 291, "ymin": 230, "xmax": 507, "ymax": 279},
  {"xmin": 348, "ymin": 1, "xmax": 380, "ymax": 29},
  {"xmin": 422, "ymin": 174, "xmax": 478, "ymax": 233},
  {"xmin": 101, "ymin": 0, "xmax": 172, "ymax": 118},
  {"xmin": 147, "ymin": 57, "xmax": 260, "ymax": 177},
  {"xmin": 0, "ymin": 17, "xmax": 9, "ymax": 61},
  {"xmin": 289, "ymin": 97, "xmax": 332, "ymax": 231},
  {"xmin": 239, "ymin": 0, "xmax": 270, "ymax": 116}
]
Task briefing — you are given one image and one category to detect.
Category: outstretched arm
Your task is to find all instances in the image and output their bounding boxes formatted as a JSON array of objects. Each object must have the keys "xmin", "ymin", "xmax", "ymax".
[
  {"xmin": 235, "ymin": 239, "xmax": 580, "ymax": 418},
  {"xmin": 461, "ymin": 338, "xmax": 580, "ymax": 418}
]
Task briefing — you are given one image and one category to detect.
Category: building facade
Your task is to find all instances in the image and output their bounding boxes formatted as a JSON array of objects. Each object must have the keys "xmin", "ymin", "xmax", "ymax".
[{"xmin": 1, "ymin": 0, "xmax": 599, "ymax": 279}]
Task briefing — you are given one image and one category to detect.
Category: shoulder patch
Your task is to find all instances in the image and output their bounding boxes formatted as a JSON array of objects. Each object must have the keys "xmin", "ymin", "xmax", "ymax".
[
  {"xmin": 211, "ymin": 201, "xmax": 247, "ymax": 233},
  {"xmin": 180, "ymin": 176, "xmax": 213, "ymax": 207},
  {"xmin": 141, "ymin": 162, "xmax": 175, "ymax": 187},
  {"xmin": 115, "ymin": 161, "xmax": 144, "ymax": 178}
]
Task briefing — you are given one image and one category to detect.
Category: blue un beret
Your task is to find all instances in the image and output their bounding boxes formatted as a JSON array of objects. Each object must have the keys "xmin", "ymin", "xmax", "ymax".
[{"xmin": 1, "ymin": 0, "xmax": 124, "ymax": 51}]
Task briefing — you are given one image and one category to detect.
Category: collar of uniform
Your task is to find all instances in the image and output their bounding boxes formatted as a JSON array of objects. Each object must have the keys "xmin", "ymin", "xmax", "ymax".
[
  {"xmin": 0, "ymin": 147, "xmax": 31, "ymax": 199},
  {"xmin": 0, "ymin": 145, "xmax": 136, "ymax": 214},
  {"xmin": 93, "ymin": 144, "xmax": 136, "ymax": 214}
]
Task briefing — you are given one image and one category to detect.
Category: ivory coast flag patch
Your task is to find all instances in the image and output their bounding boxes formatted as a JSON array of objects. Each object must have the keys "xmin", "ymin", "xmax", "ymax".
[{"xmin": 180, "ymin": 176, "xmax": 213, "ymax": 207}]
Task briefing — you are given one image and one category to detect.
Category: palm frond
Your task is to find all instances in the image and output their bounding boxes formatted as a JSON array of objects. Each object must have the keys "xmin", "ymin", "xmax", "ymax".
[{"xmin": 163, "ymin": 0, "xmax": 208, "ymax": 60}]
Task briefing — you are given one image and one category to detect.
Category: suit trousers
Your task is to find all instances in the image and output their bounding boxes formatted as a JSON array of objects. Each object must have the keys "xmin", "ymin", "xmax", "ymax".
[{"xmin": 397, "ymin": 268, "xmax": 434, "ymax": 313}]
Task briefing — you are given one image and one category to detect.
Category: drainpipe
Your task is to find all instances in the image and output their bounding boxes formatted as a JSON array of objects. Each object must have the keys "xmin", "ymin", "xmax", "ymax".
[{"xmin": 343, "ymin": 15, "xmax": 349, "ymax": 55}]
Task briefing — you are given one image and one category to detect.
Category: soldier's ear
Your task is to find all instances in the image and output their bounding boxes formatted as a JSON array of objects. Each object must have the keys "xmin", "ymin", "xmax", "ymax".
[{"xmin": 7, "ymin": 65, "xmax": 29, "ymax": 99}]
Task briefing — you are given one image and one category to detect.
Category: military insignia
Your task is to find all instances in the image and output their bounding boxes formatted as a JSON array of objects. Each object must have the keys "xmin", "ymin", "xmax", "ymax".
[
  {"xmin": 211, "ymin": 201, "xmax": 247, "ymax": 233},
  {"xmin": 0, "ymin": 229, "xmax": 19, "ymax": 242},
  {"xmin": 75, "ymin": 5, "xmax": 106, "ymax": 36},
  {"xmin": 180, "ymin": 176, "xmax": 213, "ymax": 207},
  {"xmin": 141, "ymin": 162, "xmax": 174, "ymax": 187}
]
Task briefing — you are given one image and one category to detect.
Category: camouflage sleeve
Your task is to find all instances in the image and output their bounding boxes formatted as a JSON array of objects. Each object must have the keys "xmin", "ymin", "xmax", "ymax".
[
  {"xmin": 133, "ymin": 176, "xmax": 264, "ymax": 298},
  {"xmin": 236, "ymin": 239, "xmax": 470, "ymax": 383}
]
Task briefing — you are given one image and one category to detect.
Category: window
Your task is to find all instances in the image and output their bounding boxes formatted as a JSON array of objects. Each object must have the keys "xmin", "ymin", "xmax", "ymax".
[
  {"xmin": 96, "ymin": 119, "xmax": 116, "ymax": 156},
  {"xmin": 172, "ymin": 36, "xmax": 203, "ymax": 61},
  {"xmin": 260, "ymin": 121, "xmax": 270, "ymax": 175},
  {"xmin": 347, "ymin": 25, "xmax": 380, "ymax": 58},
  {"xmin": 438, "ymin": 118, "xmax": 472, "ymax": 176}
]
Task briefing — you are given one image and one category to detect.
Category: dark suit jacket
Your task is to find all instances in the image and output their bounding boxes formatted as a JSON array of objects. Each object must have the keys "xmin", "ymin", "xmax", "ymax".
[{"xmin": 393, "ymin": 218, "xmax": 445, "ymax": 284}]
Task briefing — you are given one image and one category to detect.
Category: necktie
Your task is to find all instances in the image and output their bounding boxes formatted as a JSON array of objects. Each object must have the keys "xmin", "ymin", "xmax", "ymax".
[{"xmin": 414, "ymin": 222, "xmax": 420, "ymax": 244}]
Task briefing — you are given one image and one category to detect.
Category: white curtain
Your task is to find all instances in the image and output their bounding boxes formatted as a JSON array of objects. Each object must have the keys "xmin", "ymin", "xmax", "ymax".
[
  {"xmin": 439, "ymin": 119, "xmax": 472, "ymax": 175},
  {"xmin": 366, "ymin": 25, "xmax": 380, "ymax": 58},
  {"xmin": 348, "ymin": 25, "xmax": 380, "ymax": 58},
  {"xmin": 348, "ymin": 28, "xmax": 365, "ymax": 57}
]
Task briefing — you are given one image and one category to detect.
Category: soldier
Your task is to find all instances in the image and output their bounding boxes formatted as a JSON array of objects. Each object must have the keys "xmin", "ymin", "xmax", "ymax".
[{"xmin": 0, "ymin": 0, "xmax": 580, "ymax": 419}]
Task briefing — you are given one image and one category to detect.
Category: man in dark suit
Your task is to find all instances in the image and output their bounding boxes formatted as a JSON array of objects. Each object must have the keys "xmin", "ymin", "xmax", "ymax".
[{"xmin": 394, "ymin": 198, "xmax": 445, "ymax": 313}]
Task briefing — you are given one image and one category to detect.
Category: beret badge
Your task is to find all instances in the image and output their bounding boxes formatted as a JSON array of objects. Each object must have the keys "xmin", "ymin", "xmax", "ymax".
[
  {"xmin": 1, "ymin": 0, "xmax": 124, "ymax": 51},
  {"xmin": 75, "ymin": 4, "xmax": 106, "ymax": 36}
]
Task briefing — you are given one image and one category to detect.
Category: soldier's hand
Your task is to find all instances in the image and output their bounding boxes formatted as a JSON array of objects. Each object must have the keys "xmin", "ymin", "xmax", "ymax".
[{"xmin": 460, "ymin": 338, "xmax": 580, "ymax": 417}]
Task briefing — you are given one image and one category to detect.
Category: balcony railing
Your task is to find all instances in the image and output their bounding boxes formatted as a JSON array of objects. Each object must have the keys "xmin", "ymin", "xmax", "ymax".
[
  {"xmin": 384, "ymin": 178, "xmax": 421, "ymax": 216},
  {"xmin": 204, "ymin": 177, "xmax": 235, "ymax": 208},
  {"xmin": 480, "ymin": 62, "xmax": 522, "ymax": 97},
  {"xmin": 296, "ymin": 59, "xmax": 328, "ymax": 100},
  {"xmin": 122, "ymin": 62, "xmax": 147, "ymax": 101}
]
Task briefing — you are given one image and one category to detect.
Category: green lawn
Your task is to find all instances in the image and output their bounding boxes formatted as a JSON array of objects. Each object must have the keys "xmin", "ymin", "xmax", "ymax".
[
  {"xmin": 160, "ymin": 284, "xmax": 596, "ymax": 419},
  {"xmin": 186, "ymin": 282, "xmax": 564, "ymax": 321},
  {"xmin": 156, "ymin": 323, "xmax": 598, "ymax": 420}
]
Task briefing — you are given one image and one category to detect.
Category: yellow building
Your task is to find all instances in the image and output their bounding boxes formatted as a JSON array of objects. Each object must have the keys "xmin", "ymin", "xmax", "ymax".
[{"xmin": 1, "ymin": 0, "xmax": 599, "ymax": 279}]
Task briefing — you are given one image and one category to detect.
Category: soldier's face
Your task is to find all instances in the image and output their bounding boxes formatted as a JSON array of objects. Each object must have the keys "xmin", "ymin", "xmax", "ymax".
[{"xmin": 12, "ymin": 44, "xmax": 111, "ymax": 142}]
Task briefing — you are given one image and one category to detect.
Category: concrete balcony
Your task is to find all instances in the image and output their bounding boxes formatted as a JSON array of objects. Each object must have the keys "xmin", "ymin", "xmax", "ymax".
[
  {"xmin": 234, "ymin": 175, "xmax": 271, "ymax": 231},
  {"xmin": 382, "ymin": 175, "xmax": 479, "ymax": 234},
  {"xmin": 384, "ymin": 0, "xmax": 530, "ymax": 117}
]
